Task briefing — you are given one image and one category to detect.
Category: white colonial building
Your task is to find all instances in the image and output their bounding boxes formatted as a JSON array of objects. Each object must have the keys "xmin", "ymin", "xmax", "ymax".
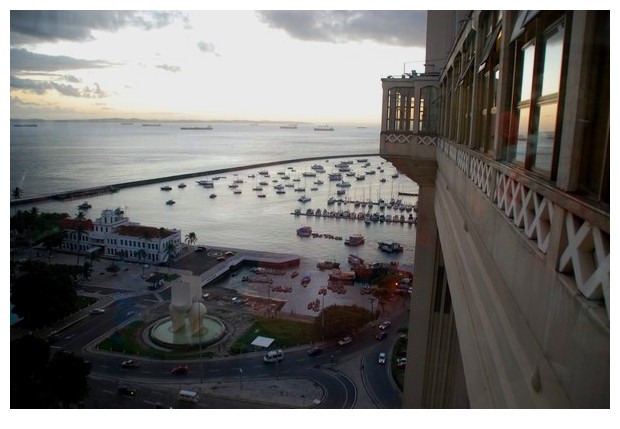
[{"xmin": 60, "ymin": 208, "xmax": 182, "ymax": 264}]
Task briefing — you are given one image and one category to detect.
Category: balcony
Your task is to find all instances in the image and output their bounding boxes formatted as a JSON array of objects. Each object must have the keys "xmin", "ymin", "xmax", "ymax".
[{"xmin": 380, "ymin": 131, "xmax": 438, "ymax": 184}]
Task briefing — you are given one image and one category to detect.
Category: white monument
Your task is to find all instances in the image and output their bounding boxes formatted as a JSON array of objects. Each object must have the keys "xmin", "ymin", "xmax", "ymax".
[{"xmin": 169, "ymin": 280, "xmax": 206, "ymax": 336}]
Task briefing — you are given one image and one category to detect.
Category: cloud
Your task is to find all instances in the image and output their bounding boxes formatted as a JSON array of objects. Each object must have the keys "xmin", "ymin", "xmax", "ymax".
[
  {"xmin": 256, "ymin": 10, "xmax": 427, "ymax": 47},
  {"xmin": 82, "ymin": 83, "xmax": 109, "ymax": 98},
  {"xmin": 11, "ymin": 75, "xmax": 110, "ymax": 98},
  {"xmin": 156, "ymin": 64, "xmax": 182, "ymax": 73},
  {"xmin": 10, "ymin": 10, "xmax": 190, "ymax": 45},
  {"xmin": 62, "ymin": 74, "xmax": 82, "ymax": 83},
  {"xmin": 10, "ymin": 76, "xmax": 53, "ymax": 95},
  {"xmin": 197, "ymin": 41, "xmax": 220, "ymax": 56},
  {"xmin": 11, "ymin": 48, "xmax": 115, "ymax": 73}
]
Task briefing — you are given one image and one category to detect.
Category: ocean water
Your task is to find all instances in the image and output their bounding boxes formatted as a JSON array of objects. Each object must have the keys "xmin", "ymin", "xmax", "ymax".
[
  {"xmin": 11, "ymin": 121, "xmax": 381, "ymax": 197},
  {"xmin": 10, "ymin": 121, "xmax": 418, "ymax": 319}
]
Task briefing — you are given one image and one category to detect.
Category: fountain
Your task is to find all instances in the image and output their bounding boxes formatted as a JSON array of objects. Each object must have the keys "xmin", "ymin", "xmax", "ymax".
[{"xmin": 148, "ymin": 279, "xmax": 226, "ymax": 349}]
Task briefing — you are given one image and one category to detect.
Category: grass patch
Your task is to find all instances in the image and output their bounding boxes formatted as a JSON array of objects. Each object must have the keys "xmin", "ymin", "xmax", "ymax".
[
  {"xmin": 95, "ymin": 320, "xmax": 216, "ymax": 359},
  {"xmin": 230, "ymin": 317, "xmax": 315, "ymax": 354},
  {"xmin": 97, "ymin": 321, "xmax": 149, "ymax": 355}
]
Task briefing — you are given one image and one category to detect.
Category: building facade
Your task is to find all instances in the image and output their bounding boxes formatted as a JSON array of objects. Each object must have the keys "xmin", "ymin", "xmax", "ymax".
[
  {"xmin": 61, "ymin": 208, "xmax": 182, "ymax": 264},
  {"xmin": 380, "ymin": 10, "xmax": 609, "ymax": 408}
]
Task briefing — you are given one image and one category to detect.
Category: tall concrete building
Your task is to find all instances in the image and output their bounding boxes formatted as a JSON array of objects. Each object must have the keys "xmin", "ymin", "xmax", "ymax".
[{"xmin": 380, "ymin": 10, "xmax": 609, "ymax": 408}]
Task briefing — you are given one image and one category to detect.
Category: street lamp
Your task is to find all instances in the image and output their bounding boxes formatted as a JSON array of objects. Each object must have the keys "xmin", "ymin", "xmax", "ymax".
[
  {"xmin": 233, "ymin": 368, "xmax": 243, "ymax": 391},
  {"xmin": 193, "ymin": 297, "xmax": 204, "ymax": 386},
  {"xmin": 319, "ymin": 287, "xmax": 327, "ymax": 340},
  {"xmin": 369, "ymin": 297, "xmax": 375, "ymax": 321}
]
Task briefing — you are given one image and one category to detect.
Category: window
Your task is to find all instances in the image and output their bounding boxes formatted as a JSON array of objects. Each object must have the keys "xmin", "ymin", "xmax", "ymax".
[
  {"xmin": 509, "ymin": 14, "xmax": 566, "ymax": 178},
  {"xmin": 419, "ymin": 86, "xmax": 439, "ymax": 134},
  {"xmin": 478, "ymin": 16, "xmax": 502, "ymax": 152},
  {"xmin": 386, "ymin": 87, "xmax": 415, "ymax": 132},
  {"xmin": 577, "ymin": 11, "xmax": 609, "ymax": 204}
]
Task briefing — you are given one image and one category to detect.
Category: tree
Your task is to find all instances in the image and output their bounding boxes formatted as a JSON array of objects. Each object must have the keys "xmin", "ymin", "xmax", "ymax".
[
  {"xmin": 313, "ymin": 304, "xmax": 373, "ymax": 341},
  {"xmin": 136, "ymin": 248, "xmax": 148, "ymax": 277},
  {"xmin": 11, "ymin": 335, "xmax": 52, "ymax": 408},
  {"xmin": 12, "ymin": 187, "xmax": 22, "ymax": 199},
  {"xmin": 80, "ymin": 262, "xmax": 92, "ymax": 285},
  {"xmin": 11, "ymin": 335, "xmax": 90, "ymax": 408},
  {"xmin": 74, "ymin": 213, "xmax": 87, "ymax": 266},
  {"xmin": 164, "ymin": 240, "xmax": 177, "ymax": 273},
  {"xmin": 45, "ymin": 350, "xmax": 91, "ymax": 408},
  {"xmin": 185, "ymin": 232, "xmax": 197, "ymax": 251},
  {"xmin": 11, "ymin": 261, "xmax": 80, "ymax": 328},
  {"xmin": 44, "ymin": 230, "xmax": 66, "ymax": 264}
]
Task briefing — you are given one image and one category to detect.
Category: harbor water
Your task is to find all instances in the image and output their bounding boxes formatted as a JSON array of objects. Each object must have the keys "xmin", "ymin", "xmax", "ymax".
[{"xmin": 10, "ymin": 121, "xmax": 419, "ymax": 318}]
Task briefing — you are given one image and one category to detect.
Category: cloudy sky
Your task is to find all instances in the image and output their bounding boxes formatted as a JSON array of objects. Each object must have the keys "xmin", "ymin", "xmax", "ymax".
[{"xmin": 8, "ymin": 7, "xmax": 427, "ymax": 124}]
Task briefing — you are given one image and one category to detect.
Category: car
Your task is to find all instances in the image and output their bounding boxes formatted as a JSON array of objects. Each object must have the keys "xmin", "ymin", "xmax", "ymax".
[
  {"xmin": 376, "ymin": 331, "xmax": 387, "ymax": 341},
  {"xmin": 90, "ymin": 308, "xmax": 105, "ymax": 314},
  {"xmin": 121, "ymin": 359, "xmax": 140, "ymax": 369},
  {"xmin": 307, "ymin": 346, "xmax": 323, "ymax": 356},
  {"xmin": 378, "ymin": 352, "xmax": 386, "ymax": 364},
  {"xmin": 397, "ymin": 357, "xmax": 407, "ymax": 368},
  {"xmin": 337, "ymin": 336, "xmax": 352, "ymax": 346},
  {"xmin": 217, "ymin": 256, "xmax": 226, "ymax": 261},
  {"xmin": 263, "ymin": 349, "xmax": 284, "ymax": 363},
  {"xmin": 225, "ymin": 251, "xmax": 236, "ymax": 256},
  {"xmin": 171, "ymin": 365, "xmax": 189, "ymax": 375},
  {"xmin": 118, "ymin": 385, "xmax": 137, "ymax": 396},
  {"xmin": 379, "ymin": 321, "xmax": 392, "ymax": 330}
]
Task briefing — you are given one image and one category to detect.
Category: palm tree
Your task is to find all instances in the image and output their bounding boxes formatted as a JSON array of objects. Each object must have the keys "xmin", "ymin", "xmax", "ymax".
[
  {"xmin": 45, "ymin": 230, "xmax": 66, "ymax": 263},
  {"xmin": 164, "ymin": 241, "xmax": 177, "ymax": 274},
  {"xmin": 136, "ymin": 249, "xmax": 148, "ymax": 277},
  {"xmin": 185, "ymin": 232, "xmax": 197, "ymax": 251},
  {"xmin": 11, "ymin": 187, "xmax": 22, "ymax": 199},
  {"xmin": 81, "ymin": 262, "xmax": 92, "ymax": 285},
  {"xmin": 74, "ymin": 214, "xmax": 86, "ymax": 266}
]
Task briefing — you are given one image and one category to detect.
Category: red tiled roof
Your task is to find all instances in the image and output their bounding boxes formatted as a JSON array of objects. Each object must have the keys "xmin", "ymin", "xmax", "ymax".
[
  {"xmin": 115, "ymin": 224, "xmax": 177, "ymax": 239},
  {"xmin": 60, "ymin": 218, "xmax": 94, "ymax": 231}
]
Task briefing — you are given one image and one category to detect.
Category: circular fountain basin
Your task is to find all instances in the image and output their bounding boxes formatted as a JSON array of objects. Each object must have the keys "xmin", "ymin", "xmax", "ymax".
[{"xmin": 149, "ymin": 315, "xmax": 226, "ymax": 349}]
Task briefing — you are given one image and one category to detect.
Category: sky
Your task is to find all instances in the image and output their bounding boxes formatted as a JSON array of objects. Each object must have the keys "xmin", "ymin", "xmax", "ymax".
[{"xmin": 8, "ymin": 5, "xmax": 428, "ymax": 125}]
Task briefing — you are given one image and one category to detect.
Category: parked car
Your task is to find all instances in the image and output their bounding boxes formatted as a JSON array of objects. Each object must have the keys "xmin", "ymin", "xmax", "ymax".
[
  {"xmin": 118, "ymin": 385, "xmax": 137, "ymax": 396},
  {"xmin": 397, "ymin": 357, "xmax": 407, "ymax": 368},
  {"xmin": 171, "ymin": 365, "xmax": 189, "ymax": 375},
  {"xmin": 379, "ymin": 321, "xmax": 392, "ymax": 330},
  {"xmin": 338, "ymin": 336, "xmax": 352, "ymax": 346},
  {"xmin": 307, "ymin": 346, "xmax": 323, "ymax": 356},
  {"xmin": 121, "ymin": 359, "xmax": 140, "ymax": 369},
  {"xmin": 376, "ymin": 331, "xmax": 387, "ymax": 341},
  {"xmin": 378, "ymin": 352, "xmax": 386, "ymax": 364}
]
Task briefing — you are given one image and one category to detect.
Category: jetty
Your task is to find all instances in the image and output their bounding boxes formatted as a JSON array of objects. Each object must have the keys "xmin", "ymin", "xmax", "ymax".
[{"xmin": 10, "ymin": 153, "xmax": 378, "ymax": 207}]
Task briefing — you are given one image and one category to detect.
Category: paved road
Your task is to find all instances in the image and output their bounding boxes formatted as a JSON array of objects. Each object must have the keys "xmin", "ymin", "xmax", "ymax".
[{"xmin": 12, "ymin": 248, "xmax": 406, "ymax": 408}]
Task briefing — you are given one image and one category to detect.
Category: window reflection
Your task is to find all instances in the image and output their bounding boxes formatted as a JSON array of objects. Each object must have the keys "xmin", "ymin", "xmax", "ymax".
[
  {"xmin": 533, "ymin": 103, "xmax": 557, "ymax": 171},
  {"xmin": 520, "ymin": 44, "xmax": 535, "ymax": 102},
  {"xmin": 541, "ymin": 24, "xmax": 564, "ymax": 97},
  {"xmin": 515, "ymin": 107, "xmax": 529, "ymax": 163}
]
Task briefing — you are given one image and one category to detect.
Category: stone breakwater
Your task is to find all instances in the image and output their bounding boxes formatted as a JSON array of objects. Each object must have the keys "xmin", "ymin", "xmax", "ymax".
[{"xmin": 10, "ymin": 153, "xmax": 378, "ymax": 207}]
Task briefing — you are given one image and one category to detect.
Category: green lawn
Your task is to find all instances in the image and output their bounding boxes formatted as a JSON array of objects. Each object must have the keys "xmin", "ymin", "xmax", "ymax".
[{"xmin": 229, "ymin": 317, "xmax": 315, "ymax": 354}]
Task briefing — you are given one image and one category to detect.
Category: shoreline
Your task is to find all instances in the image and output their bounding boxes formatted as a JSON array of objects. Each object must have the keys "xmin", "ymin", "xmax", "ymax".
[{"xmin": 10, "ymin": 153, "xmax": 379, "ymax": 208}]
